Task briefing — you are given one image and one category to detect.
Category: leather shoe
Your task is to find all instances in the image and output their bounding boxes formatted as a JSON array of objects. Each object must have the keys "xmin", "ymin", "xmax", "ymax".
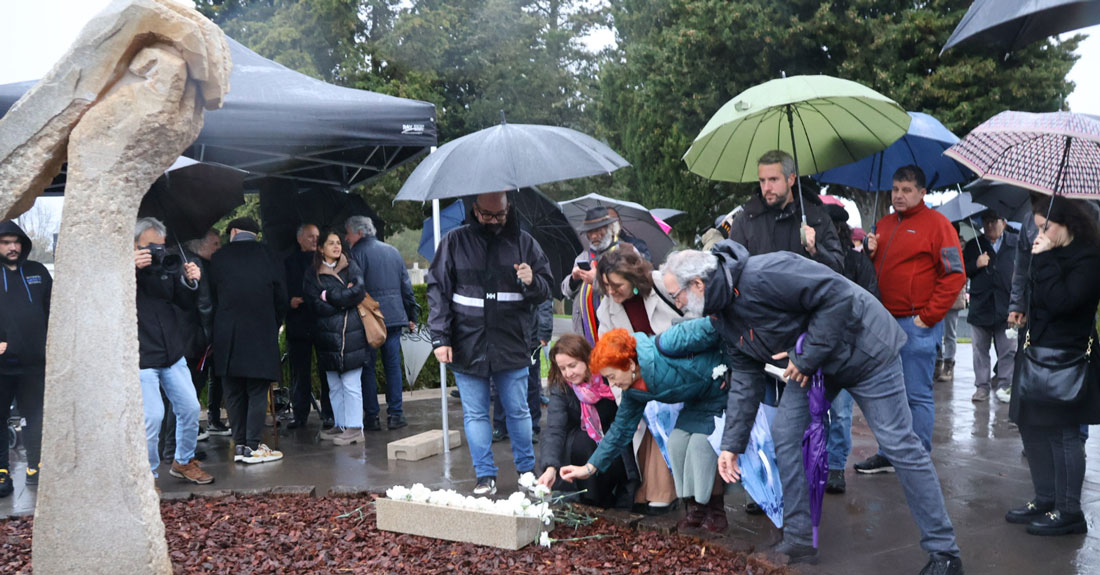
[
  {"xmin": 387, "ymin": 416, "xmax": 408, "ymax": 430},
  {"xmin": 1026, "ymin": 510, "xmax": 1088, "ymax": 536},
  {"xmin": 676, "ymin": 499, "xmax": 705, "ymax": 530},
  {"xmin": 825, "ymin": 469, "xmax": 846, "ymax": 494},
  {"xmin": 700, "ymin": 494, "xmax": 728, "ymax": 533},
  {"xmin": 1005, "ymin": 500, "xmax": 1054, "ymax": 524},
  {"xmin": 364, "ymin": 417, "xmax": 382, "ymax": 432},
  {"xmin": 771, "ymin": 540, "xmax": 819, "ymax": 565}
]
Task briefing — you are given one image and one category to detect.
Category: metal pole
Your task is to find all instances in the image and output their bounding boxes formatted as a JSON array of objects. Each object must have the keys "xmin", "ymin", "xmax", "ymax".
[
  {"xmin": 786, "ymin": 104, "xmax": 808, "ymax": 226},
  {"xmin": 433, "ymin": 197, "xmax": 450, "ymax": 454}
]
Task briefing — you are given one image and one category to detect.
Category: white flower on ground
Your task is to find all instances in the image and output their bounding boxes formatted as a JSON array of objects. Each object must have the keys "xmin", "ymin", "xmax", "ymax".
[
  {"xmin": 408, "ymin": 483, "xmax": 432, "ymax": 503},
  {"xmin": 386, "ymin": 485, "xmax": 411, "ymax": 500},
  {"xmin": 539, "ymin": 531, "xmax": 552, "ymax": 548},
  {"xmin": 712, "ymin": 364, "xmax": 728, "ymax": 379},
  {"xmin": 518, "ymin": 472, "xmax": 537, "ymax": 489}
]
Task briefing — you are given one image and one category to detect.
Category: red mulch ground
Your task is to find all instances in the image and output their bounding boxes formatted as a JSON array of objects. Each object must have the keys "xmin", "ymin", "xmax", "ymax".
[{"xmin": 0, "ymin": 494, "xmax": 789, "ymax": 574}]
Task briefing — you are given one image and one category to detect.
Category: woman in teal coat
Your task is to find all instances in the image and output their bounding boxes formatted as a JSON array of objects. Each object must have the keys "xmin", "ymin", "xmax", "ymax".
[{"xmin": 560, "ymin": 317, "xmax": 729, "ymax": 531}]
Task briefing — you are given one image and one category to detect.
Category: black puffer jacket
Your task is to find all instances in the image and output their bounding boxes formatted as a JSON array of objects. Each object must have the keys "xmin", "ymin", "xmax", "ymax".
[
  {"xmin": 304, "ymin": 255, "xmax": 368, "ymax": 373},
  {"xmin": 427, "ymin": 203, "xmax": 553, "ymax": 377},
  {"xmin": 727, "ymin": 190, "xmax": 845, "ymax": 273},
  {"xmin": 706, "ymin": 241, "xmax": 907, "ymax": 454}
]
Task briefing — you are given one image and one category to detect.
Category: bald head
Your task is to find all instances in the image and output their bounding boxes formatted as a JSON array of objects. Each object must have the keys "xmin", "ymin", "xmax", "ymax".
[
  {"xmin": 297, "ymin": 223, "xmax": 319, "ymax": 252},
  {"xmin": 476, "ymin": 192, "xmax": 508, "ymax": 212}
]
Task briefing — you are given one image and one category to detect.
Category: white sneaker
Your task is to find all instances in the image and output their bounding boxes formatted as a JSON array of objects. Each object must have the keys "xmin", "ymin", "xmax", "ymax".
[
  {"xmin": 995, "ymin": 388, "xmax": 1012, "ymax": 404},
  {"xmin": 196, "ymin": 428, "xmax": 210, "ymax": 442},
  {"xmin": 241, "ymin": 443, "xmax": 284, "ymax": 464}
]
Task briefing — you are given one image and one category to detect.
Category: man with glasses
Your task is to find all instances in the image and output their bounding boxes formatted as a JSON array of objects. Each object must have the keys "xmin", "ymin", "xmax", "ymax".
[{"xmin": 427, "ymin": 191, "xmax": 554, "ymax": 495}]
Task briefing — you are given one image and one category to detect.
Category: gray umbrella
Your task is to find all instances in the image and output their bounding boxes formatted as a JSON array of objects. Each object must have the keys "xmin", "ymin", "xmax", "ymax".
[
  {"xmin": 559, "ymin": 193, "xmax": 675, "ymax": 263},
  {"xmin": 394, "ymin": 118, "xmax": 630, "ymax": 202},
  {"xmin": 965, "ymin": 179, "xmax": 1034, "ymax": 222},
  {"xmin": 941, "ymin": 0, "xmax": 1100, "ymax": 54},
  {"xmin": 936, "ymin": 192, "xmax": 990, "ymax": 223}
]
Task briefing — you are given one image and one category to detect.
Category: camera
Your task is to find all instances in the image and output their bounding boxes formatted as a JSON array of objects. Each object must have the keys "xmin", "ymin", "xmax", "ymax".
[{"xmin": 141, "ymin": 243, "xmax": 182, "ymax": 275}]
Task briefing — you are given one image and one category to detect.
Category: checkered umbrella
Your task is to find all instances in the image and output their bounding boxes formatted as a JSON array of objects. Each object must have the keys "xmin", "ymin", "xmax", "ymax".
[{"xmin": 943, "ymin": 111, "xmax": 1100, "ymax": 198}]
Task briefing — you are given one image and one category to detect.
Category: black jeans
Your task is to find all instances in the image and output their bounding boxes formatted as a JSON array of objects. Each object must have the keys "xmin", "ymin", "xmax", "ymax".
[
  {"xmin": 1019, "ymin": 423, "xmax": 1086, "ymax": 514},
  {"xmin": 0, "ymin": 370, "xmax": 44, "ymax": 471},
  {"xmin": 224, "ymin": 376, "xmax": 270, "ymax": 450},
  {"xmin": 493, "ymin": 354, "xmax": 543, "ymax": 434},
  {"xmin": 288, "ymin": 338, "xmax": 332, "ymax": 423}
]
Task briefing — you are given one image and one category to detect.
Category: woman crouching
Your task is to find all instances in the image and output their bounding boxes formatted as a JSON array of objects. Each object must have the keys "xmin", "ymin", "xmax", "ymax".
[{"xmin": 560, "ymin": 319, "xmax": 729, "ymax": 532}]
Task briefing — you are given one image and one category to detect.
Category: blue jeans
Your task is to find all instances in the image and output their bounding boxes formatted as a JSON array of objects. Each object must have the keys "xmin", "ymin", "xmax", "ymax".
[
  {"xmin": 363, "ymin": 326, "xmax": 404, "ymax": 420},
  {"xmin": 493, "ymin": 353, "xmax": 543, "ymax": 434},
  {"xmin": 327, "ymin": 368, "xmax": 364, "ymax": 430},
  {"xmin": 454, "ymin": 367, "xmax": 535, "ymax": 478},
  {"xmin": 826, "ymin": 389, "xmax": 853, "ymax": 470},
  {"xmin": 141, "ymin": 357, "xmax": 199, "ymax": 474},
  {"xmin": 772, "ymin": 358, "xmax": 959, "ymax": 557},
  {"xmin": 886, "ymin": 316, "xmax": 942, "ymax": 455}
]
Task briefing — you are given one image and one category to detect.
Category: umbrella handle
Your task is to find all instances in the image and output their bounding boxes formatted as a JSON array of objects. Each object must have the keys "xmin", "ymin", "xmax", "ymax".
[{"xmin": 795, "ymin": 333, "xmax": 807, "ymax": 355}]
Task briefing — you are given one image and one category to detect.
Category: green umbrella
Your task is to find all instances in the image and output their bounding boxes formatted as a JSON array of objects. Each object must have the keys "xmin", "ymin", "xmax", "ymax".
[{"xmin": 683, "ymin": 74, "xmax": 911, "ymax": 222}]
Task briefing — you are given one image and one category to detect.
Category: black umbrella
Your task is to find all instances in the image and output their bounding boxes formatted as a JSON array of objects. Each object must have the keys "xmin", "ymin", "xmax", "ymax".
[
  {"xmin": 965, "ymin": 179, "xmax": 1033, "ymax": 222},
  {"xmin": 510, "ymin": 188, "xmax": 584, "ymax": 299},
  {"xmin": 941, "ymin": 0, "xmax": 1100, "ymax": 54},
  {"xmin": 137, "ymin": 158, "xmax": 245, "ymax": 243}
]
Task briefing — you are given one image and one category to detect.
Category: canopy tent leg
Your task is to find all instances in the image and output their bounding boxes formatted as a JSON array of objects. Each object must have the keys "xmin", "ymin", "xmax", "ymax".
[{"xmin": 432, "ymin": 196, "xmax": 451, "ymax": 455}]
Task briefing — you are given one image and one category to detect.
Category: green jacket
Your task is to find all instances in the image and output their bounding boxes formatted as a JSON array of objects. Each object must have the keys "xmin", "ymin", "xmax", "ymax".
[{"xmin": 588, "ymin": 318, "xmax": 726, "ymax": 472}]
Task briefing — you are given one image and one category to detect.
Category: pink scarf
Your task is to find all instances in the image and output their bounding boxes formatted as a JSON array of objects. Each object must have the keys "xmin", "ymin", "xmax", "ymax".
[{"xmin": 570, "ymin": 376, "xmax": 617, "ymax": 443}]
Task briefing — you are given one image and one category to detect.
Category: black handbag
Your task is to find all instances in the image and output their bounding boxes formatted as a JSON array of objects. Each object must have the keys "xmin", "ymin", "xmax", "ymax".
[{"xmin": 1015, "ymin": 329, "xmax": 1094, "ymax": 406}]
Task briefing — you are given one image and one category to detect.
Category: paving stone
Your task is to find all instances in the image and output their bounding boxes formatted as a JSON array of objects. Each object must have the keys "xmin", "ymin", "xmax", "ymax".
[
  {"xmin": 327, "ymin": 485, "xmax": 372, "ymax": 497},
  {"xmin": 387, "ymin": 429, "xmax": 462, "ymax": 461}
]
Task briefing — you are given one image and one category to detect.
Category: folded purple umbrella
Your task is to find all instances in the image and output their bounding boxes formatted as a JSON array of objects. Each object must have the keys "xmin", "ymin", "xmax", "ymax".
[{"xmin": 796, "ymin": 334, "xmax": 831, "ymax": 548}]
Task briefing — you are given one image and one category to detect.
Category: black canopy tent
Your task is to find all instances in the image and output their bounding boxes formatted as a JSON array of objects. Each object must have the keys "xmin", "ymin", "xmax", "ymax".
[
  {"xmin": 1, "ymin": 37, "xmax": 436, "ymax": 249},
  {"xmin": 0, "ymin": 37, "xmax": 437, "ymax": 192}
]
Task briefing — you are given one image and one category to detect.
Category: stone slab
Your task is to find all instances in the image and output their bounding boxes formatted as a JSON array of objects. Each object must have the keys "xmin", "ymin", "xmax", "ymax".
[
  {"xmin": 271, "ymin": 485, "xmax": 317, "ymax": 498},
  {"xmin": 375, "ymin": 498, "xmax": 540, "ymax": 550},
  {"xmin": 328, "ymin": 485, "xmax": 372, "ymax": 497},
  {"xmin": 387, "ymin": 429, "xmax": 462, "ymax": 461}
]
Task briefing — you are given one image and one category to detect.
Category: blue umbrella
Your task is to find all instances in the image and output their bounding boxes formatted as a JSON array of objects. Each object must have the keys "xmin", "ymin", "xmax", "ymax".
[
  {"xmin": 417, "ymin": 199, "xmax": 465, "ymax": 261},
  {"xmin": 815, "ymin": 112, "xmax": 972, "ymax": 192}
]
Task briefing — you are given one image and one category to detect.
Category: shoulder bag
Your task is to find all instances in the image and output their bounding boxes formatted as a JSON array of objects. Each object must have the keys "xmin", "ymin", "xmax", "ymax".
[
  {"xmin": 357, "ymin": 292, "xmax": 387, "ymax": 349},
  {"xmin": 1015, "ymin": 329, "xmax": 1094, "ymax": 406}
]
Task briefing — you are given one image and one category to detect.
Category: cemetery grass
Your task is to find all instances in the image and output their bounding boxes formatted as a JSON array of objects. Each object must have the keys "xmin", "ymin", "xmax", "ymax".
[{"xmin": 0, "ymin": 493, "xmax": 789, "ymax": 574}]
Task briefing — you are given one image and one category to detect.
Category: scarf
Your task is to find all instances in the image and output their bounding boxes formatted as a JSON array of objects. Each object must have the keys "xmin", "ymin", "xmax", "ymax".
[{"xmin": 570, "ymin": 375, "xmax": 616, "ymax": 443}]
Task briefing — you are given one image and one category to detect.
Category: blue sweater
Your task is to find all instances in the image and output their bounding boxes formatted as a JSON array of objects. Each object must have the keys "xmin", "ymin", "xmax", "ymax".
[{"xmin": 588, "ymin": 318, "xmax": 726, "ymax": 472}]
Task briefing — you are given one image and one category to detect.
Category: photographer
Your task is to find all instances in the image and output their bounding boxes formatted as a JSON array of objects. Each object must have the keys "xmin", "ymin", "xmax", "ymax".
[{"xmin": 134, "ymin": 217, "xmax": 213, "ymax": 485}]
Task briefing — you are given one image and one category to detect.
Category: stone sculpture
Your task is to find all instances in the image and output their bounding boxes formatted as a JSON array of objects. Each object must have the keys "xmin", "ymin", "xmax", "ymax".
[{"xmin": 0, "ymin": 1, "xmax": 230, "ymax": 573}]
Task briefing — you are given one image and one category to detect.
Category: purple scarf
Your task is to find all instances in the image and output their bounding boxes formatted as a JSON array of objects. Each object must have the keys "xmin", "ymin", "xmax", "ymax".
[{"xmin": 570, "ymin": 375, "xmax": 616, "ymax": 443}]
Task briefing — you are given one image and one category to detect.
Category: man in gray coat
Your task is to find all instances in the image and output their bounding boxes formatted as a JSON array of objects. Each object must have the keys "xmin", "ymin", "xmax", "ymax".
[
  {"xmin": 346, "ymin": 215, "xmax": 419, "ymax": 431},
  {"xmin": 660, "ymin": 241, "xmax": 962, "ymax": 575}
]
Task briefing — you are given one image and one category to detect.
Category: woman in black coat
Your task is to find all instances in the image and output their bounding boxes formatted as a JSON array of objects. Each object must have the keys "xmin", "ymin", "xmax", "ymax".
[
  {"xmin": 535, "ymin": 333, "xmax": 638, "ymax": 508},
  {"xmin": 303, "ymin": 231, "xmax": 368, "ymax": 446},
  {"xmin": 1007, "ymin": 195, "xmax": 1100, "ymax": 536}
]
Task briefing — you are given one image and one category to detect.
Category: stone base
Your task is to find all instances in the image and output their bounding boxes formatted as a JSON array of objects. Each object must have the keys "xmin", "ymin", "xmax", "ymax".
[
  {"xmin": 386, "ymin": 429, "xmax": 462, "ymax": 461},
  {"xmin": 375, "ymin": 498, "xmax": 540, "ymax": 550}
]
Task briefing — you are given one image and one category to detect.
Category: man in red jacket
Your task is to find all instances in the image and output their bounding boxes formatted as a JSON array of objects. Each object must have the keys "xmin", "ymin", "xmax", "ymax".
[{"xmin": 855, "ymin": 165, "xmax": 966, "ymax": 474}]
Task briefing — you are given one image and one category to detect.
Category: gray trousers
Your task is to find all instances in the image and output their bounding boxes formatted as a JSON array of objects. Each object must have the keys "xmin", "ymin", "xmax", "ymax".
[
  {"xmin": 940, "ymin": 308, "xmax": 960, "ymax": 360},
  {"xmin": 970, "ymin": 324, "xmax": 1016, "ymax": 391},
  {"xmin": 771, "ymin": 358, "xmax": 960, "ymax": 557},
  {"xmin": 668, "ymin": 429, "xmax": 720, "ymax": 503}
]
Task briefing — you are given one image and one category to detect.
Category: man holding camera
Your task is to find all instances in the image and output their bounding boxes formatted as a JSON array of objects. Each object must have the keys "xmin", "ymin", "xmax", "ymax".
[{"xmin": 134, "ymin": 217, "xmax": 213, "ymax": 484}]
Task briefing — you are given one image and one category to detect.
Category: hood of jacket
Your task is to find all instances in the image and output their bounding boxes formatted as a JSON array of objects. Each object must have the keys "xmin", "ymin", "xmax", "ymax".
[
  {"xmin": 317, "ymin": 253, "xmax": 350, "ymax": 279},
  {"xmin": 702, "ymin": 241, "xmax": 749, "ymax": 316},
  {"xmin": 0, "ymin": 220, "xmax": 32, "ymax": 263}
]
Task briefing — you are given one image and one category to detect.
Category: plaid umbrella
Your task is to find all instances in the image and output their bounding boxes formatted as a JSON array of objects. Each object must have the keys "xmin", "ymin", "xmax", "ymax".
[
  {"xmin": 796, "ymin": 334, "xmax": 830, "ymax": 549},
  {"xmin": 943, "ymin": 111, "xmax": 1100, "ymax": 199}
]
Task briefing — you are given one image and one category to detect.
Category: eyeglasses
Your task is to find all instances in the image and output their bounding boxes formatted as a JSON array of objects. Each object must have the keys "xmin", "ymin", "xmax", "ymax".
[
  {"xmin": 475, "ymin": 206, "xmax": 508, "ymax": 223},
  {"xmin": 669, "ymin": 279, "xmax": 697, "ymax": 303}
]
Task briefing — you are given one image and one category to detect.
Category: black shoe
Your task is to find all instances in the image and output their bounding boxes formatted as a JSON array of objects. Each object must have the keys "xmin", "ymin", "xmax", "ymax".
[
  {"xmin": 1026, "ymin": 510, "xmax": 1088, "ymax": 536},
  {"xmin": 0, "ymin": 471, "xmax": 12, "ymax": 498},
  {"xmin": 450, "ymin": 389, "xmax": 461, "ymax": 399},
  {"xmin": 745, "ymin": 501, "xmax": 764, "ymax": 515},
  {"xmin": 854, "ymin": 454, "xmax": 895, "ymax": 474},
  {"xmin": 772, "ymin": 540, "xmax": 819, "ymax": 565},
  {"xmin": 387, "ymin": 416, "xmax": 408, "ymax": 430},
  {"xmin": 919, "ymin": 555, "xmax": 964, "ymax": 575},
  {"xmin": 492, "ymin": 428, "xmax": 508, "ymax": 443},
  {"xmin": 286, "ymin": 419, "xmax": 306, "ymax": 430},
  {"xmin": 24, "ymin": 465, "xmax": 39, "ymax": 486},
  {"xmin": 207, "ymin": 421, "xmax": 232, "ymax": 436},
  {"xmin": 193, "ymin": 450, "xmax": 207, "ymax": 462},
  {"xmin": 364, "ymin": 417, "xmax": 382, "ymax": 432},
  {"xmin": 1005, "ymin": 500, "xmax": 1054, "ymax": 524},
  {"xmin": 825, "ymin": 469, "xmax": 846, "ymax": 494},
  {"xmin": 322, "ymin": 417, "xmax": 336, "ymax": 430},
  {"xmin": 473, "ymin": 476, "xmax": 497, "ymax": 496},
  {"xmin": 531, "ymin": 435, "xmax": 539, "ymax": 445}
]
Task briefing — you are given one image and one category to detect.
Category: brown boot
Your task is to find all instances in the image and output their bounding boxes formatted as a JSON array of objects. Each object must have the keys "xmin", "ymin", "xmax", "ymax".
[
  {"xmin": 936, "ymin": 359, "xmax": 955, "ymax": 382},
  {"xmin": 933, "ymin": 359, "xmax": 944, "ymax": 381},
  {"xmin": 701, "ymin": 493, "xmax": 728, "ymax": 533},
  {"xmin": 676, "ymin": 498, "xmax": 706, "ymax": 530}
]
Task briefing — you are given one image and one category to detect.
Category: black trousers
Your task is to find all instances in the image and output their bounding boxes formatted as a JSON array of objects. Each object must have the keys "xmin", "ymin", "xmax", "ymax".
[
  {"xmin": 224, "ymin": 376, "xmax": 270, "ymax": 450},
  {"xmin": 0, "ymin": 370, "xmax": 44, "ymax": 471},
  {"xmin": 563, "ymin": 428, "xmax": 630, "ymax": 508},
  {"xmin": 1019, "ymin": 423, "xmax": 1087, "ymax": 514},
  {"xmin": 288, "ymin": 338, "xmax": 332, "ymax": 423}
]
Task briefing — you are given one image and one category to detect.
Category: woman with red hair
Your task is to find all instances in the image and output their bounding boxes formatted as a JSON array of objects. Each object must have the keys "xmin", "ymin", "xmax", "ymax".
[{"xmin": 560, "ymin": 318, "xmax": 730, "ymax": 532}]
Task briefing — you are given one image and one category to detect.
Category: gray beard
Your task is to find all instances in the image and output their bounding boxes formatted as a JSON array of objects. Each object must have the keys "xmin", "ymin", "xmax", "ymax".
[
  {"xmin": 682, "ymin": 290, "xmax": 705, "ymax": 319},
  {"xmin": 593, "ymin": 232, "xmax": 614, "ymax": 252}
]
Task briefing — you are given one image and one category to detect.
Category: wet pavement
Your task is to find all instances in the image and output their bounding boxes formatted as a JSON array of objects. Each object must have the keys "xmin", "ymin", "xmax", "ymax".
[{"xmin": 2, "ymin": 344, "xmax": 1098, "ymax": 575}]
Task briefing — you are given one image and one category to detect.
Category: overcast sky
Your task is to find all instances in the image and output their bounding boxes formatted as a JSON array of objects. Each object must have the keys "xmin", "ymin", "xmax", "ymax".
[{"xmin": 2, "ymin": 1, "xmax": 1098, "ymax": 231}]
